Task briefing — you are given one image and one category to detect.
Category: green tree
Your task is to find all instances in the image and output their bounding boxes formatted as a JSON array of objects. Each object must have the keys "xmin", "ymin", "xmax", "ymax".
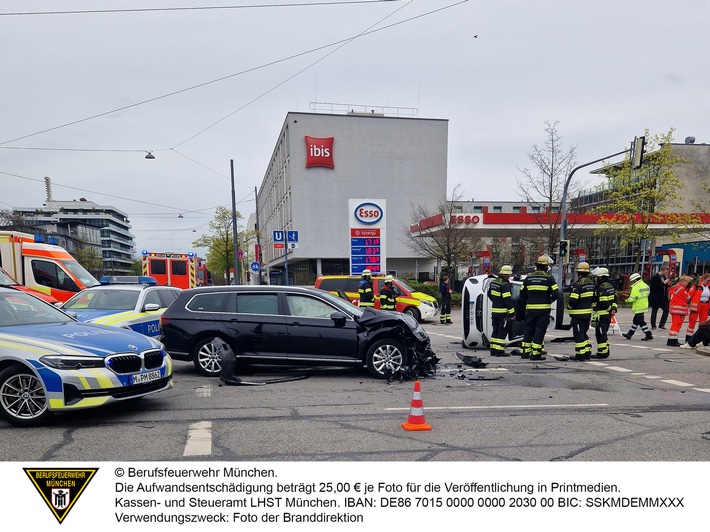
[
  {"xmin": 72, "ymin": 244, "xmax": 103, "ymax": 277},
  {"xmin": 192, "ymin": 206, "xmax": 241, "ymax": 284},
  {"xmin": 593, "ymin": 129, "xmax": 703, "ymax": 270},
  {"xmin": 516, "ymin": 120, "xmax": 581, "ymax": 257},
  {"xmin": 405, "ymin": 184, "xmax": 481, "ymax": 280}
]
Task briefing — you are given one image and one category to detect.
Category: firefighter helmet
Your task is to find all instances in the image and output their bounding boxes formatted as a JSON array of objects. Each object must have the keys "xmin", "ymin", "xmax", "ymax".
[
  {"xmin": 536, "ymin": 255, "xmax": 549, "ymax": 266},
  {"xmin": 592, "ymin": 267, "xmax": 609, "ymax": 277},
  {"xmin": 577, "ymin": 262, "xmax": 590, "ymax": 273},
  {"xmin": 499, "ymin": 265, "xmax": 513, "ymax": 275},
  {"xmin": 361, "ymin": 269, "xmax": 371, "ymax": 277},
  {"xmin": 630, "ymin": 273, "xmax": 641, "ymax": 283},
  {"xmin": 384, "ymin": 275, "xmax": 394, "ymax": 283}
]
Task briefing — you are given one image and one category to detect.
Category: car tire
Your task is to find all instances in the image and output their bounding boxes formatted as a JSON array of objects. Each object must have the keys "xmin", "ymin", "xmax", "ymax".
[
  {"xmin": 0, "ymin": 364, "xmax": 52, "ymax": 427},
  {"xmin": 365, "ymin": 338, "xmax": 405, "ymax": 379},
  {"xmin": 403, "ymin": 306, "xmax": 421, "ymax": 322},
  {"xmin": 192, "ymin": 337, "xmax": 225, "ymax": 377}
]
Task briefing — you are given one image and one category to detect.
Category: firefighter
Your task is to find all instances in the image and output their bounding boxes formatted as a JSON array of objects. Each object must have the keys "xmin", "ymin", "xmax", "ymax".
[
  {"xmin": 358, "ymin": 269, "xmax": 375, "ymax": 308},
  {"xmin": 591, "ymin": 267, "xmax": 617, "ymax": 359},
  {"xmin": 439, "ymin": 275, "xmax": 452, "ymax": 324},
  {"xmin": 622, "ymin": 273, "xmax": 653, "ymax": 340},
  {"xmin": 568, "ymin": 262, "xmax": 596, "ymax": 361},
  {"xmin": 519, "ymin": 256, "xmax": 559, "ymax": 360},
  {"xmin": 488, "ymin": 265, "xmax": 515, "ymax": 356},
  {"xmin": 380, "ymin": 275, "xmax": 397, "ymax": 311}
]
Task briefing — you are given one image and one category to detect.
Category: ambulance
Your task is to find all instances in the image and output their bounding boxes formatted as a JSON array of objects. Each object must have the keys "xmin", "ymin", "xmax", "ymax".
[
  {"xmin": 0, "ymin": 231, "xmax": 100, "ymax": 302},
  {"xmin": 141, "ymin": 251, "xmax": 210, "ymax": 289}
]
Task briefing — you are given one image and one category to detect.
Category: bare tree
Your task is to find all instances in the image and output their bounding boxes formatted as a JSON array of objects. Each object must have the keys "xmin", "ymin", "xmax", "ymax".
[
  {"xmin": 405, "ymin": 184, "xmax": 481, "ymax": 279},
  {"xmin": 516, "ymin": 120, "xmax": 581, "ymax": 256}
]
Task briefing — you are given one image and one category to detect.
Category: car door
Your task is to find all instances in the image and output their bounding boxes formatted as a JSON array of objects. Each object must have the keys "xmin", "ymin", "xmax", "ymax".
[
  {"xmin": 221, "ymin": 292, "xmax": 288, "ymax": 361},
  {"xmin": 283, "ymin": 292, "xmax": 358, "ymax": 362}
]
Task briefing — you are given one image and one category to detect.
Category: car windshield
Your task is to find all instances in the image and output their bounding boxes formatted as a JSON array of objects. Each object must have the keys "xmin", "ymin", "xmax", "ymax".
[
  {"xmin": 0, "ymin": 269, "xmax": 19, "ymax": 286},
  {"xmin": 396, "ymin": 279, "xmax": 416, "ymax": 292},
  {"xmin": 0, "ymin": 292, "xmax": 74, "ymax": 326},
  {"xmin": 64, "ymin": 289, "xmax": 140, "ymax": 311},
  {"xmin": 60, "ymin": 260, "xmax": 100, "ymax": 288}
]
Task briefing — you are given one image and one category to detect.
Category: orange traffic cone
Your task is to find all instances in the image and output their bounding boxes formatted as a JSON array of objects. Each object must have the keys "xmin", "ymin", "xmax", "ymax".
[
  {"xmin": 610, "ymin": 313, "xmax": 621, "ymax": 335},
  {"xmin": 401, "ymin": 381, "xmax": 432, "ymax": 431}
]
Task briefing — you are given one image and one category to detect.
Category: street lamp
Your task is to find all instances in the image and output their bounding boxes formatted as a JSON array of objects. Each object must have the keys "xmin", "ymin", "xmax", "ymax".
[{"xmin": 230, "ymin": 159, "xmax": 240, "ymax": 284}]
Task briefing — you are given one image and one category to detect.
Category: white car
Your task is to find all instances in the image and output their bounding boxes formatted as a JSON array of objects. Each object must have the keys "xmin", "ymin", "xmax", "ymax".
[{"xmin": 461, "ymin": 274, "xmax": 571, "ymax": 349}]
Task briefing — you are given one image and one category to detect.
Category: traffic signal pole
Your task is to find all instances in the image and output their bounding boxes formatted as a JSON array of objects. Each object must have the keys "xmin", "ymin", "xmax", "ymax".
[{"xmin": 559, "ymin": 148, "xmax": 629, "ymax": 285}]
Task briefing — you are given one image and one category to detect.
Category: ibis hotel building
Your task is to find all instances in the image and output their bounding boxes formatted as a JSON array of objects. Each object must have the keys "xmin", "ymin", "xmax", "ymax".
[{"xmin": 257, "ymin": 110, "xmax": 448, "ymax": 285}]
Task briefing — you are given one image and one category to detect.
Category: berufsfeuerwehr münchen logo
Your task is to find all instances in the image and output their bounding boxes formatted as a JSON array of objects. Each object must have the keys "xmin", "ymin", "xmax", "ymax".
[{"xmin": 24, "ymin": 468, "xmax": 98, "ymax": 524}]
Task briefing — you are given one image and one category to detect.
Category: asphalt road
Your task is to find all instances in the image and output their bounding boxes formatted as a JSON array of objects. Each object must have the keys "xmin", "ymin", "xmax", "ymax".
[{"xmin": 3, "ymin": 306, "xmax": 710, "ymax": 462}]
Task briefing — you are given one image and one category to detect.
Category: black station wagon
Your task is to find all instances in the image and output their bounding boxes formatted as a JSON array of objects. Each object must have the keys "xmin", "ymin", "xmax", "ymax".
[{"xmin": 159, "ymin": 285, "xmax": 436, "ymax": 379}]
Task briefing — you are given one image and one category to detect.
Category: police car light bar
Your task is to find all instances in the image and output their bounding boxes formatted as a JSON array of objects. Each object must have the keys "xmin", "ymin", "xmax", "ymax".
[{"xmin": 99, "ymin": 276, "xmax": 158, "ymax": 286}]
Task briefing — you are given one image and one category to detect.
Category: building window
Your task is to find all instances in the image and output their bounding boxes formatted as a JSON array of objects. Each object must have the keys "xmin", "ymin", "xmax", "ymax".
[
  {"xmin": 473, "ymin": 206, "xmax": 483, "ymax": 213},
  {"xmin": 512, "ymin": 206, "xmax": 522, "ymax": 213},
  {"xmin": 492, "ymin": 206, "xmax": 502, "ymax": 213}
]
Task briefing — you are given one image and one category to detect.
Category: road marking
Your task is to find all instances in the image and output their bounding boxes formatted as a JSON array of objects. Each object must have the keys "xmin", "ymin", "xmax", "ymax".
[
  {"xmin": 643, "ymin": 375, "xmax": 662, "ymax": 379},
  {"xmin": 183, "ymin": 421, "xmax": 212, "ymax": 457},
  {"xmin": 195, "ymin": 384, "xmax": 212, "ymax": 398},
  {"xmin": 631, "ymin": 372, "xmax": 646, "ymax": 375},
  {"xmin": 660, "ymin": 379, "xmax": 694, "ymax": 387},
  {"xmin": 427, "ymin": 331, "xmax": 462, "ymax": 340},
  {"xmin": 385, "ymin": 403, "xmax": 609, "ymax": 412},
  {"xmin": 693, "ymin": 388, "xmax": 710, "ymax": 394},
  {"xmin": 605, "ymin": 366, "xmax": 635, "ymax": 373},
  {"xmin": 586, "ymin": 361, "xmax": 608, "ymax": 366}
]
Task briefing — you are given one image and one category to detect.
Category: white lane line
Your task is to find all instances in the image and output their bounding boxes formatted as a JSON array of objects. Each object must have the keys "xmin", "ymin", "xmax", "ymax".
[
  {"xmin": 585, "ymin": 361, "xmax": 609, "ymax": 366},
  {"xmin": 385, "ymin": 403, "xmax": 609, "ymax": 412},
  {"xmin": 692, "ymin": 388, "xmax": 710, "ymax": 394},
  {"xmin": 660, "ymin": 379, "xmax": 694, "ymax": 387},
  {"xmin": 195, "ymin": 384, "xmax": 212, "ymax": 398},
  {"xmin": 183, "ymin": 421, "xmax": 212, "ymax": 457},
  {"xmin": 631, "ymin": 372, "xmax": 646, "ymax": 375},
  {"xmin": 427, "ymin": 332, "xmax": 463, "ymax": 340},
  {"xmin": 644, "ymin": 375, "xmax": 662, "ymax": 379}
]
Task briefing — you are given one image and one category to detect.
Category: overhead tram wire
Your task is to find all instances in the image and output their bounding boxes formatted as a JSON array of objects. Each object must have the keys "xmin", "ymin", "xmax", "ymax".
[
  {"xmin": 0, "ymin": 1, "xmax": 467, "ymax": 148},
  {"xmin": 0, "ymin": 1, "xmax": 399, "ymax": 17}
]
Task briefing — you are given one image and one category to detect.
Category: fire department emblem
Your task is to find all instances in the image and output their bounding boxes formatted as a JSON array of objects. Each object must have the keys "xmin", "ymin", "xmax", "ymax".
[{"xmin": 24, "ymin": 468, "xmax": 98, "ymax": 524}]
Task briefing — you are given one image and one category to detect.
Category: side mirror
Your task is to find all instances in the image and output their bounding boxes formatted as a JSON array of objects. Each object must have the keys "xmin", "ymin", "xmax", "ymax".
[
  {"xmin": 330, "ymin": 311, "xmax": 347, "ymax": 326},
  {"xmin": 144, "ymin": 303, "xmax": 161, "ymax": 312}
]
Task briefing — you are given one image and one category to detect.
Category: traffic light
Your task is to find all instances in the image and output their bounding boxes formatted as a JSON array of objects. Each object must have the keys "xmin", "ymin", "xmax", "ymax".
[
  {"xmin": 631, "ymin": 135, "xmax": 645, "ymax": 169},
  {"xmin": 559, "ymin": 240, "xmax": 570, "ymax": 264}
]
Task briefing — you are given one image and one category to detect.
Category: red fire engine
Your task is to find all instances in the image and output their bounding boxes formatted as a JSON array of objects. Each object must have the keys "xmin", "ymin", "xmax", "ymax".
[{"xmin": 141, "ymin": 251, "xmax": 210, "ymax": 289}]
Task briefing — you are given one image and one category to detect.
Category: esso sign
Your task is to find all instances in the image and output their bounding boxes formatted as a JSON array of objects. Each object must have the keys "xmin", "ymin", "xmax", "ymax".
[
  {"xmin": 354, "ymin": 202, "xmax": 383, "ymax": 225},
  {"xmin": 450, "ymin": 214, "xmax": 480, "ymax": 225}
]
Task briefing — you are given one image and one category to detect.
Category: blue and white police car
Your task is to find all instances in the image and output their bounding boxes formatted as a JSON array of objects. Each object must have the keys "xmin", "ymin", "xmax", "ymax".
[
  {"xmin": 60, "ymin": 276, "xmax": 181, "ymax": 338},
  {"xmin": 0, "ymin": 287, "xmax": 173, "ymax": 427}
]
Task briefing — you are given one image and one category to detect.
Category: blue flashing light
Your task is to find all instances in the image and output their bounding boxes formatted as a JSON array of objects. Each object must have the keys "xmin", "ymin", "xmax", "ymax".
[
  {"xmin": 34, "ymin": 233, "xmax": 45, "ymax": 243},
  {"xmin": 141, "ymin": 250, "xmax": 148, "ymax": 255},
  {"xmin": 188, "ymin": 252, "xmax": 195, "ymax": 258}
]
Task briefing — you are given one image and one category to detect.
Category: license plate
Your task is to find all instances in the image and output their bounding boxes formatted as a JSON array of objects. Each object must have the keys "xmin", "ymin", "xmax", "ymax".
[{"xmin": 131, "ymin": 370, "xmax": 161, "ymax": 385}]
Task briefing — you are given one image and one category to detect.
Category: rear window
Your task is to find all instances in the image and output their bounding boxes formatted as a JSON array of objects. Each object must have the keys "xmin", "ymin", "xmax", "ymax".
[
  {"xmin": 236, "ymin": 294, "xmax": 279, "ymax": 315},
  {"xmin": 318, "ymin": 278, "xmax": 359, "ymax": 292},
  {"xmin": 186, "ymin": 292, "xmax": 229, "ymax": 312}
]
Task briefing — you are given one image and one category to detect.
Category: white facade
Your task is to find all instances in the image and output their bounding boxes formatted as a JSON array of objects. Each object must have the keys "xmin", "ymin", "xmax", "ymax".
[{"xmin": 257, "ymin": 111, "xmax": 448, "ymax": 284}]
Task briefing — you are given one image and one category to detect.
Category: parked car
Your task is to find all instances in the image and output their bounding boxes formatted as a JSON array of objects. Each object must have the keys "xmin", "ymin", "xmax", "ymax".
[
  {"xmin": 314, "ymin": 275, "xmax": 438, "ymax": 322},
  {"xmin": 60, "ymin": 276, "xmax": 181, "ymax": 338},
  {"xmin": 159, "ymin": 285, "xmax": 437, "ymax": 379},
  {"xmin": 461, "ymin": 274, "xmax": 571, "ymax": 349},
  {"xmin": 0, "ymin": 267, "xmax": 60, "ymax": 305},
  {"xmin": 0, "ymin": 287, "xmax": 173, "ymax": 427}
]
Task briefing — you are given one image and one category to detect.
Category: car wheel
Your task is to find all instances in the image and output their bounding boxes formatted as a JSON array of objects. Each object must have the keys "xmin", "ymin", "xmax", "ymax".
[
  {"xmin": 403, "ymin": 306, "xmax": 421, "ymax": 322},
  {"xmin": 366, "ymin": 338, "xmax": 405, "ymax": 379},
  {"xmin": 0, "ymin": 365, "xmax": 52, "ymax": 427},
  {"xmin": 192, "ymin": 337, "xmax": 224, "ymax": 377}
]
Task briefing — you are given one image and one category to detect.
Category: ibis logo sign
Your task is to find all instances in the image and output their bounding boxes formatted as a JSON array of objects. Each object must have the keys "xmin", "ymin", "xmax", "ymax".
[{"xmin": 305, "ymin": 136, "xmax": 335, "ymax": 169}]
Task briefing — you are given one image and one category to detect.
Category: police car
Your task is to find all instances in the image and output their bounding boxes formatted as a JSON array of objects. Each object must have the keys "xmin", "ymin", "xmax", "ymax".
[
  {"xmin": 462, "ymin": 274, "xmax": 571, "ymax": 349},
  {"xmin": 60, "ymin": 276, "xmax": 181, "ymax": 338},
  {"xmin": 0, "ymin": 287, "xmax": 173, "ymax": 427}
]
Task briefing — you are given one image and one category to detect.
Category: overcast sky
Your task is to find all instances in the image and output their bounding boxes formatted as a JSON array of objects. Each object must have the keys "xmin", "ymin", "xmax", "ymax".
[{"xmin": 1, "ymin": 0, "xmax": 708, "ymax": 256}]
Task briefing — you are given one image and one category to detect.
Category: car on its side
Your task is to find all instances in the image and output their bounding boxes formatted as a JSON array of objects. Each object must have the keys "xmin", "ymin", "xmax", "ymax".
[
  {"xmin": 159, "ymin": 285, "xmax": 436, "ymax": 379},
  {"xmin": 462, "ymin": 274, "xmax": 571, "ymax": 349},
  {"xmin": 0, "ymin": 287, "xmax": 173, "ymax": 427},
  {"xmin": 60, "ymin": 276, "xmax": 181, "ymax": 338}
]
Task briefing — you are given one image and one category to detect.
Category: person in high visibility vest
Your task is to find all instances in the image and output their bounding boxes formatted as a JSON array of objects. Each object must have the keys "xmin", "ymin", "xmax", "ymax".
[
  {"xmin": 488, "ymin": 265, "xmax": 515, "ymax": 356},
  {"xmin": 358, "ymin": 269, "xmax": 375, "ymax": 308},
  {"xmin": 380, "ymin": 275, "xmax": 397, "ymax": 311},
  {"xmin": 622, "ymin": 273, "xmax": 653, "ymax": 341},
  {"xmin": 591, "ymin": 267, "xmax": 617, "ymax": 359},
  {"xmin": 667, "ymin": 275, "xmax": 691, "ymax": 346},
  {"xmin": 568, "ymin": 262, "xmax": 596, "ymax": 361},
  {"xmin": 519, "ymin": 256, "xmax": 558, "ymax": 361}
]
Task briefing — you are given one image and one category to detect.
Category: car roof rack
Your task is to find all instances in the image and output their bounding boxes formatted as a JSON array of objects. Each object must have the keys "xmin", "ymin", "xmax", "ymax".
[{"xmin": 99, "ymin": 275, "xmax": 157, "ymax": 286}]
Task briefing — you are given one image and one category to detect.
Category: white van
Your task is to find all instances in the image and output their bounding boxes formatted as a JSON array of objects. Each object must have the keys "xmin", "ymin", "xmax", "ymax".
[{"xmin": 461, "ymin": 274, "xmax": 571, "ymax": 349}]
